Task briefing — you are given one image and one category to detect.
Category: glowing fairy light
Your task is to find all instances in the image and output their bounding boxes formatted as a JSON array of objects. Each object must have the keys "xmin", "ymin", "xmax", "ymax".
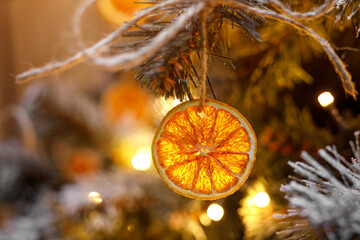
[
  {"xmin": 318, "ymin": 92, "xmax": 334, "ymax": 107},
  {"xmin": 132, "ymin": 150, "xmax": 151, "ymax": 171},
  {"xmin": 317, "ymin": 91, "xmax": 347, "ymax": 128},
  {"xmin": 199, "ymin": 213, "xmax": 212, "ymax": 226},
  {"xmin": 207, "ymin": 203, "xmax": 224, "ymax": 221},
  {"xmin": 88, "ymin": 191, "xmax": 102, "ymax": 204},
  {"xmin": 253, "ymin": 192, "xmax": 270, "ymax": 208}
]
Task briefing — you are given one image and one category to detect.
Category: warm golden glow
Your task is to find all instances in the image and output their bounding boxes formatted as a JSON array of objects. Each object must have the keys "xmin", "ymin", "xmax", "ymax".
[
  {"xmin": 246, "ymin": 198, "xmax": 255, "ymax": 206},
  {"xmin": 173, "ymin": 98, "xmax": 181, "ymax": 107},
  {"xmin": 318, "ymin": 92, "xmax": 334, "ymax": 107},
  {"xmin": 207, "ymin": 203, "xmax": 224, "ymax": 221},
  {"xmin": 132, "ymin": 150, "xmax": 151, "ymax": 171},
  {"xmin": 153, "ymin": 100, "xmax": 256, "ymax": 199},
  {"xmin": 154, "ymin": 97, "xmax": 186, "ymax": 117},
  {"xmin": 88, "ymin": 191, "xmax": 103, "ymax": 204},
  {"xmin": 238, "ymin": 181, "xmax": 275, "ymax": 239},
  {"xmin": 199, "ymin": 213, "xmax": 212, "ymax": 226},
  {"xmin": 253, "ymin": 192, "xmax": 270, "ymax": 208},
  {"xmin": 110, "ymin": 128, "xmax": 153, "ymax": 169},
  {"xmin": 96, "ymin": 0, "xmax": 149, "ymax": 26}
]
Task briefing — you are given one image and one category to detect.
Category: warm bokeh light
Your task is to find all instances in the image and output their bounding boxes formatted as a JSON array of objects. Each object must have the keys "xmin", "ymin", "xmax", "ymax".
[
  {"xmin": 318, "ymin": 92, "xmax": 334, "ymax": 107},
  {"xmin": 253, "ymin": 192, "xmax": 270, "ymax": 208},
  {"xmin": 88, "ymin": 191, "xmax": 103, "ymax": 204},
  {"xmin": 207, "ymin": 203, "xmax": 224, "ymax": 221},
  {"xmin": 132, "ymin": 150, "xmax": 151, "ymax": 171},
  {"xmin": 173, "ymin": 98, "xmax": 181, "ymax": 107},
  {"xmin": 96, "ymin": 0, "xmax": 149, "ymax": 26},
  {"xmin": 154, "ymin": 97, "xmax": 186, "ymax": 117},
  {"xmin": 199, "ymin": 213, "xmax": 212, "ymax": 226},
  {"xmin": 246, "ymin": 198, "xmax": 255, "ymax": 206}
]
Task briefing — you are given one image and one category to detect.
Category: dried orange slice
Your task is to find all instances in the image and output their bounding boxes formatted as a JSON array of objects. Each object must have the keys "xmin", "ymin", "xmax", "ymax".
[
  {"xmin": 152, "ymin": 99, "xmax": 257, "ymax": 200},
  {"xmin": 96, "ymin": 0, "xmax": 150, "ymax": 26}
]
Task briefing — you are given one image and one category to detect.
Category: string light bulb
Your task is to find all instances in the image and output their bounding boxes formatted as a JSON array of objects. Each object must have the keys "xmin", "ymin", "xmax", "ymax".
[
  {"xmin": 88, "ymin": 191, "xmax": 103, "ymax": 204},
  {"xmin": 318, "ymin": 92, "xmax": 334, "ymax": 107},
  {"xmin": 207, "ymin": 203, "xmax": 224, "ymax": 221},
  {"xmin": 132, "ymin": 150, "xmax": 151, "ymax": 171},
  {"xmin": 253, "ymin": 192, "xmax": 270, "ymax": 208}
]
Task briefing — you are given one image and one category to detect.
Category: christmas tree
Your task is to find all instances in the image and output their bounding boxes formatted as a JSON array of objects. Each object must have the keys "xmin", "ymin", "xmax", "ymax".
[{"xmin": 0, "ymin": 0, "xmax": 360, "ymax": 239}]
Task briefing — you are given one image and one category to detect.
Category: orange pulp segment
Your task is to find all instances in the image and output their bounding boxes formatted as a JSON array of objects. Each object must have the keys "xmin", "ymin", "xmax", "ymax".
[{"xmin": 152, "ymin": 99, "xmax": 257, "ymax": 200}]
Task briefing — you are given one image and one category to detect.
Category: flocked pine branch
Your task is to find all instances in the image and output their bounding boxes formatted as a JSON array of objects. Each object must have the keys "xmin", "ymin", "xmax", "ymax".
[
  {"xmin": 15, "ymin": 0, "xmax": 358, "ymax": 99},
  {"xmin": 335, "ymin": 0, "xmax": 360, "ymax": 35},
  {"xmin": 276, "ymin": 131, "xmax": 360, "ymax": 240}
]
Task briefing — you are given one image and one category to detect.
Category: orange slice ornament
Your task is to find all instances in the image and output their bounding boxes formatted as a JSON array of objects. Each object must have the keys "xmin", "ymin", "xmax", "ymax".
[{"xmin": 152, "ymin": 99, "xmax": 257, "ymax": 200}]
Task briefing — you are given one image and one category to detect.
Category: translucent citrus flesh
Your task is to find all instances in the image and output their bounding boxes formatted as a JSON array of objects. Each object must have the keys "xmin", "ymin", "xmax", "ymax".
[{"xmin": 152, "ymin": 100, "xmax": 256, "ymax": 200}]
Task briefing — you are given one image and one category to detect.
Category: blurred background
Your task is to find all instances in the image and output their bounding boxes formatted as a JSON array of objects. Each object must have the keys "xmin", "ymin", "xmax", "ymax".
[{"xmin": 0, "ymin": 0, "xmax": 360, "ymax": 239}]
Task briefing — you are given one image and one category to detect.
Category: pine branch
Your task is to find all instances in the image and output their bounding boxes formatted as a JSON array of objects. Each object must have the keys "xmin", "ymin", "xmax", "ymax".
[
  {"xmin": 127, "ymin": 3, "xmax": 264, "ymax": 99},
  {"xmin": 269, "ymin": 0, "xmax": 337, "ymax": 19},
  {"xmin": 15, "ymin": 0, "xmax": 358, "ymax": 99},
  {"xmin": 335, "ymin": 0, "xmax": 360, "ymax": 26},
  {"xmin": 277, "ymin": 131, "xmax": 360, "ymax": 240},
  {"xmin": 221, "ymin": 0, "xmax": 357, "ymax": 99}
]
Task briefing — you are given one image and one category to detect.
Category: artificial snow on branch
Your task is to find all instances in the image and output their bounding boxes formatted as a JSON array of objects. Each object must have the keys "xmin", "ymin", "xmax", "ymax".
[
  {"xmin": 15, "ymin": 0, "xmax": 358, "ymax": 99},
  {"xmin": 276, "ymin": 131, "xmax": 360, "ymax": 240},
  {"xmin": 269, "ymin": 0, "xmax": 337, "ymax": 19}
]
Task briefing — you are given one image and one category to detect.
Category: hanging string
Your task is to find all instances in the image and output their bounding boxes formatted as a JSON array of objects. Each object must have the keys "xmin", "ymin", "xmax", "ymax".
[
  {"xmin": 199, "ymin": 10, "xmax": 209, "ymax": 111},
  {"xmin": 15, "ymin": 0, "xmax": 187, "ymax": 83}
]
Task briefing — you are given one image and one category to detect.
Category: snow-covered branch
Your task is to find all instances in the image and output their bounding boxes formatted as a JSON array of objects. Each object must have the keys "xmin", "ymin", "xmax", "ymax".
[{"xmin": 277, "ymin": 131, "xmax": 360, "ymax": 240}]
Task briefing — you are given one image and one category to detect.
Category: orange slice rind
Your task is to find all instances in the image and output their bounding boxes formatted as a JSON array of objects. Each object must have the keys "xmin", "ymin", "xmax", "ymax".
[{"xmin": 152, "ymin": 99, "xmax": 257, "ymax": 200}]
